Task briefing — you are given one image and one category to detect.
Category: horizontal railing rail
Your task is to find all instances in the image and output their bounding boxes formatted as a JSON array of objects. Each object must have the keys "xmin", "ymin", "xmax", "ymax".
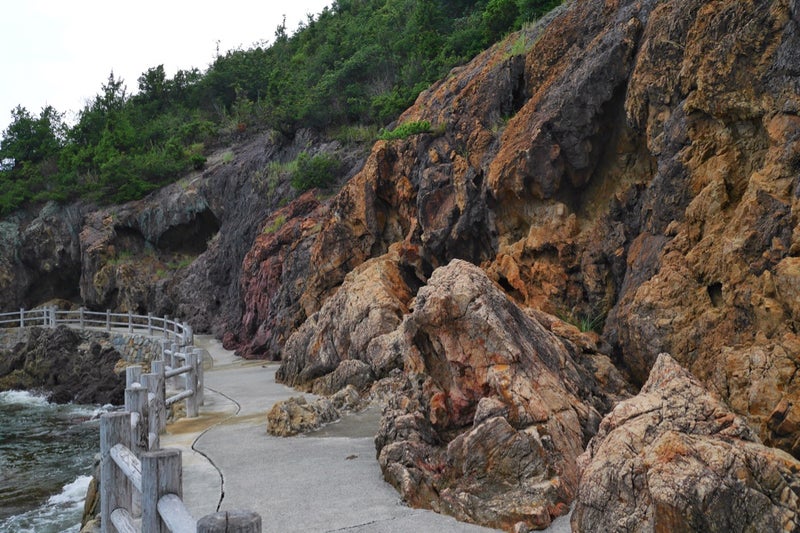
[
  {"xmin": 102, "ymin": 358, "xmax": 260, "ymax": 532},
  {"xmin": 0, "ymin": 307, "xmax": 193, "ymax": 346},
  {"xmin": 3, "ymin": 306, "xmax": 260, "ymax": 531}
]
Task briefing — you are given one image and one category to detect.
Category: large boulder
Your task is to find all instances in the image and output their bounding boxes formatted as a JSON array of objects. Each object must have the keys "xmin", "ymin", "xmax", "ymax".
[
  {"xmin": 573, "ymin": 353, "xmax": 800, "ymax": 532},
  {"xmin": 276, "ymin": 243, "xmax": 421, "ymax": 388},
  {"xmin": 374, "ymin": 260, "xmax": 627, "ymax": 531}
]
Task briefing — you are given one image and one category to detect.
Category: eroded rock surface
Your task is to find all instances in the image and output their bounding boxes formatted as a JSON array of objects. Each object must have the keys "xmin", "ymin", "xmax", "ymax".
[
  {"xmin": 266, "ymin": 386, "xmax": 362, "ymax": 436},
  {"xmin": 573, "ymin": 353, "xmax": 800, "ymax": 532},
  {"xmin": 0, "ymin": 326, "xmax": 124, "ymax": 404},
  {"xmin": 373, "ymin": 260, "xmax": 626, "ymax": 531},
  {"xmin": 237, "ymin": 0, "xmax": 800, "ymax": 461}
]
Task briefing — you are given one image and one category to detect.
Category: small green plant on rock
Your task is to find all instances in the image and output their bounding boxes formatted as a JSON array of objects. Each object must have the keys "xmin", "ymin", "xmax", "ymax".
[
  {"xmin": 263, "ymin": 214, "xmax": 287, "ymax": 235},
  {"xmin": 558, "ymin": 306, "xmax": 607, "ymax": 334},
  {"xmin": 378, "ymin": 120, "xmax": 432, "ymax": 141},
  {"xmin": 290, "ymin": 152, "xmax": 341, "ymax": 191}
]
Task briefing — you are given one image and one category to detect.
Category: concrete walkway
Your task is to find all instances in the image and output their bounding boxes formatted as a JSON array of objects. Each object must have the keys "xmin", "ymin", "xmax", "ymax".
[{"xmin": 159, "ymin": 335, "xmax": 502, "ymax": 533}]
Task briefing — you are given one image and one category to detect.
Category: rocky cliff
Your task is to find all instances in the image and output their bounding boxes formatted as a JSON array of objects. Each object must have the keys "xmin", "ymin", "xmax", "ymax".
[
  {"xmin": 240, "ymin": 0, "xmax": 800, "ymax": 529},
  {"xmin": 0, "ymin": 131, "xmax": 365, "ymax": 337},
  {"xmin": 2, "ymin": 0, "xmax": 800, "ymax": 530}
]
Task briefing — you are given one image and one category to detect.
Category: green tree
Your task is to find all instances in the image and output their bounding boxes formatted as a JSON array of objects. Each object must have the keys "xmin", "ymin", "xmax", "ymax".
[{"xmin": 0, "ymin": 105, "xmax": 65, "ymax": 169}]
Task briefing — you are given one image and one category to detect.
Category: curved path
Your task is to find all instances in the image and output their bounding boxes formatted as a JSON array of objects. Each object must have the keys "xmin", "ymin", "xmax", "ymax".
[{"xmin": 160, "ymin": 335, "xmax": 503, "ymax": 532}]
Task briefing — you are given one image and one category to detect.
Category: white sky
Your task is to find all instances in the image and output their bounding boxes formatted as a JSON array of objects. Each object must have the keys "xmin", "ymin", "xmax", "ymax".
[{"xmin": 0, "ymin": 0, "xmax": 332, "ymax": 133}]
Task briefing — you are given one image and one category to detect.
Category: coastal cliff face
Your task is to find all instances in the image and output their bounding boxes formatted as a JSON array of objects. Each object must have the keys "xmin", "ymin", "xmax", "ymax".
[
  {"xmin": 2, "ymin": 0, "xmax": 800, "ymax": 530},
  {"xmin": 245, "ymin": 0, "xmax": 800, "ymax": 529},
  {"xmin": 0, "ymin": 131, "xmax": 364, "ymax": 338}
]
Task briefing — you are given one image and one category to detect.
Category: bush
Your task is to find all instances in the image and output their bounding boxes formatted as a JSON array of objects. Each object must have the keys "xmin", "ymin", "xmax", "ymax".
[
  {"xmin": 377, "ymin": 120, "xmax": 432, "ymax": 141},
  {"xmin": 290, "ymin": 152, "xmax": 341, "ymax": 191}
]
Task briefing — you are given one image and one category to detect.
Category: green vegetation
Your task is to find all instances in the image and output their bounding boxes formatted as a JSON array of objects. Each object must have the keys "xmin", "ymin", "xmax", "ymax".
[
  {"xmin": 378, "ymin": 120, "xmax": 433, "ymax": 140},
  {"xmin": 558, "ymin": 307, "xmax": 607, "ymax": 334},
  {"xmin": 263, "ymin": 214, "xmax": 287, "ymax": 235},
  {"xmin": 290, "ymin": 152, "xmax": 342, "ymax": 191},
  {"xmin": 1, "ymin": 0, "xmax": 562, "ymax": 215}
]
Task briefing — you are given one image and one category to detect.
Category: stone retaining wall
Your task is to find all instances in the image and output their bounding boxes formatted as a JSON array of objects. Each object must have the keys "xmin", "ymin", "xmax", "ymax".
[{"xmin": 0, "ymin": 327, "xmax": 167, "ymax": 364}]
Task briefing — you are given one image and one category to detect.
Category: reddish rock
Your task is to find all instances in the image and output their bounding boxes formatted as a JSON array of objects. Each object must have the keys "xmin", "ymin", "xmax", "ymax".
[
  {"xmin": 230, "ymin": 191, "xmax": 325, "ymax": 358},
  {"xmin": 276, "ymin": 243, "xmax": 421, "ymax": 386}
]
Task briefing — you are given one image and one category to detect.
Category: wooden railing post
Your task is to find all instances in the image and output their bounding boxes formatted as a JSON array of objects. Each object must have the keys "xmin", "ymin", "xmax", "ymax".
[
  {"xmin": 50, "ymin": 306, "xmax": 57, "ymax": 328},
  {"xmin": 163, "ymin": 316, "xmax": 169, "ymax": 339},
  {"xmin": 126, "ymin": 387, "xmax": 150, "ymax": 455},
  {"xmin": 194, "ymin": 348, "xmax": 205, "ymax": 405},
  {"xmin": 106, "ymin": 309, "xmax": 111, "ymax": 331},
  {"xmin": 79, "ymin": 306, "xmax": 85, "ymax": 329},
  {"xmin": 141, "ymin": 448, "xmax": 183, "ymax": 533},
  {"xmin": 147, "ymin": 313, "xmax": 153, "ymax": 336},
  {"xmin": 125, "ymin": 365, "xmax": 142, "ymax": 390},
  {"xmin": 185, "ymin": 351, "xmax": 198, "ymax": 418},
  {"xmin": 141, "ymin": 373, "xmax": 161, "ymax": 450},
  {"xmin": 128, "ymin": 311, "xmax": 133, "ymax": 333},
  {"xmin": 19, "ymin": 307, "xmax": 24, "ymax": 328},
  {"xmin": 148, "ymin": 360, "xmax": 167, "ymax": 433},
  {"xmin": 101, "ymin": 412, "xmax": 132, "ymax": 533},
  {"xmin": 198, "ymin": 511, "xmax": 262, "ymax": 532}
]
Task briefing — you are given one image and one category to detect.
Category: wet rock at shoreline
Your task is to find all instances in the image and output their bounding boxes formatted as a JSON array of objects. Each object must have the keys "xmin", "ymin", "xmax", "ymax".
[{"xmin": 0, "ymin": 326, "xmax": 125, "ymax": 405}]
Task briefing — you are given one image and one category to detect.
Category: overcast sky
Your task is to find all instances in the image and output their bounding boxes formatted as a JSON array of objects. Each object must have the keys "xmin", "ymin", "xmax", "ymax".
[{"xmin": 0, "ymin": 0, "xmax": 332, "ymax": 133}]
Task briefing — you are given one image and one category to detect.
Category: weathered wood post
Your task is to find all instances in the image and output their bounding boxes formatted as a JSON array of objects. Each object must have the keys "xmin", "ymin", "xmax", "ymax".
[
  {"xmin": 147, "ymin": 312, "xmax": 153, "ymax": 336},
  {"xmin": 126, "ymin": 387, "xmax": 150, "ymax": 455},
  {"xmin": 126, "ymin": 385, "xmax": 149, "ymax": 518},
  {"xmin": 101, "ymin": 412, "xmax": 133, "ymax": 533},
  {"xmin": 128, "ymin": 311, "xmax": 133, "ymax": 333},
  {"xmin": 140, "ymin": 373, "xmax": 161, "ymax": 450},
  {"xmin": 106, "ymin": 309, "xmax": 111, "ymax": 331},
  {"xmin": 19, "ymin": 307, "xmax": 24, "ymax": 328},
  {"xmin": 194, "ymin": 348, "xmax": 205, "ymax": 405},
  {"xmin": 163, "ymin": 315, "xmax": 170, "ymax": 339},
  {"xmin": 149, "ymin": 360, "xmax": 167, "ymax": 433},
  {"xmin": 165, "ymin": 342, "xmax": 177, "ymax": 389},
  {"xmin": 198, "ymin": 511, "xmax": 262, "ymax": 533},
  {"xmin": 185, "ymin": 350, "xmax": 198, "ymax": 418},
  {"xmin": 125, "ymin": 366, "xmax": 142, "ymax": 390},
  {"xmin": 49, "ymin": 306, "xmax": 57, "ymax": 328},
  {"xmin": 141, "ymin": 448, "xmax": 184, "ymax": 533},
  {"xmin": 79, "ymin": 306, "xmax": 85, "ymax": 329}
]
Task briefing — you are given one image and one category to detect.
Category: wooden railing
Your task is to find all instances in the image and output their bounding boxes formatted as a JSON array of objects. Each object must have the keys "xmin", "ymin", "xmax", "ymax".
[
  {"xmin": 101, "ymin": 350, "xmax": 261, "ymax": 532},
  {"xmin": 0, "ymin": 306, "xmax": 260, "ymax": 532},
  {"xmin": 0, "ymin": 307, "xmax": 193, "ymax": 346}
]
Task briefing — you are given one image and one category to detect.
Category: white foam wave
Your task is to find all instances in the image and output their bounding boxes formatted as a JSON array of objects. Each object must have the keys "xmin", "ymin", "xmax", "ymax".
[
  {"xmin": 0, "ymin": 389, "xmax": 50, "ymax": 407},
  {"xmin": 47, "ymin": 475, "xmax": 93, "ymax": 506},
  {"xmin": 0, "ymin": 475, "xmax": 89, "ymax": 533}
]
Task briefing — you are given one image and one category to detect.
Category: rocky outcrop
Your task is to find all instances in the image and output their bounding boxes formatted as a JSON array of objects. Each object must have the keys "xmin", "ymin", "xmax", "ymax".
[
  {"xmin": 573, "ymin": 353, "xmax": 800, "ymax": 532},
  {"xmin": 235, "ymin": 0, "xmax": 800, "ymax": 460},
  {"xmin": 0, "ymin": 203, "xmax": 83, "ymax": 309},
  {"xmin": 276, "ymin": 243, "xmax": 421, "ymax": 386},
  {"xmin": 266, "ymin": 386, "xmax": 362, "ymax": 436},
  {"xmin": 0, "ymin": 326, "xmax": 125, "ymax": 404},
  {"xmin": 372, "ymin": 260, "xmax": 627, "ymax": 531},
  {"xmin": 224, "ymin": 191, "xmax": 326, "ymax": 357}
]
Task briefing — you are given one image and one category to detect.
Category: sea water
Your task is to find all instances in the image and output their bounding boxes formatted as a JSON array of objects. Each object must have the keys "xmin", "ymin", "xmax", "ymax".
[{"xmin": 0, "ymin": 390, "xmax": 109, "ymax": 533}]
